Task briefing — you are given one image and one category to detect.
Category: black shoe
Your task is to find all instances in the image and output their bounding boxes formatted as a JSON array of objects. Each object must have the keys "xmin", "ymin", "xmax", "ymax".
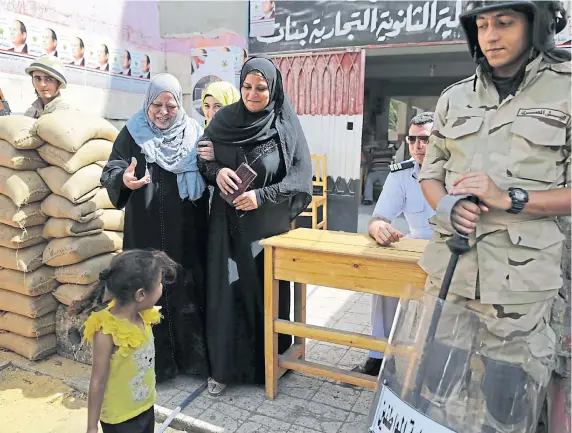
[
  {"xmin": 363, "ymin": 200, "xmax": 373, "ymax": 206},
  {"xmin": 352, "ymin": 357, "xmax": 382, "ymax": 376}
]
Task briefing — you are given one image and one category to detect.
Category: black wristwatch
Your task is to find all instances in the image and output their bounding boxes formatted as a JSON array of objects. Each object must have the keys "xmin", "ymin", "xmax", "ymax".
[{"xmin": 507, "ymin": 187, "xmax": 529, "ymax": 214}]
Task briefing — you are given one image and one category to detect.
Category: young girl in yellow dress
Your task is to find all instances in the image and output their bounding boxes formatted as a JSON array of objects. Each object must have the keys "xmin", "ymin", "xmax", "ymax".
[{"xmin": 82, "ymin": 249, "xmax": 177, "ymax": 433}]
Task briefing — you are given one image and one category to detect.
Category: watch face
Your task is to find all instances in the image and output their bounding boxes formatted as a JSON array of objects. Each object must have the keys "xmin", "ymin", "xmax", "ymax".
[{"xmin": 514, "ymin": 190, "xmax": 527, "ymax": 201}]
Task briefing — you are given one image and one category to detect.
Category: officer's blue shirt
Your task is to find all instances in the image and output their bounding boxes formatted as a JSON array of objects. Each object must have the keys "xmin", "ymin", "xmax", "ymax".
[{"xmin": 372, "ymin": 159, "xmax": 434, "ymax": 240}]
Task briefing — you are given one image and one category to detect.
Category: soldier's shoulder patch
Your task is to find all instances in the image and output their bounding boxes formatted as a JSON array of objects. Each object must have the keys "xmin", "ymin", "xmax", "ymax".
[
  {"xmin": 389, "ymin": 161, "xmax": 415, "ymax": 173},
  {"xmin": 440, "ymin": 75, "xmax": 475, "ymax": 96},
  {"xmin": 549, "ymin": 61, "xmax": 572, "ymax": 74}
]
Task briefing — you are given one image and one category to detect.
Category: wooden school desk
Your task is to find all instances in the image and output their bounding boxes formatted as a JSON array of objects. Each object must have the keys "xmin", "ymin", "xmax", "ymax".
[{"xmin": 260, "ymin": 228, "xmax": 428, "ymax": 400}]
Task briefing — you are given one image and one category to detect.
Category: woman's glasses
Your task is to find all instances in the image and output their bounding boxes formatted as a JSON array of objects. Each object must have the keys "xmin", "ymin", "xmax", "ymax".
[{"xmin": 406, "ymin": 135, "xmax": 430, "ymax": 145}]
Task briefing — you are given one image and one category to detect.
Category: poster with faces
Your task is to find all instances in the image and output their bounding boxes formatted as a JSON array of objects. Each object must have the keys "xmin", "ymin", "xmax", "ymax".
[{"xmin": 0, "ymin": 10, "xmax": 153, "ymax": 94}]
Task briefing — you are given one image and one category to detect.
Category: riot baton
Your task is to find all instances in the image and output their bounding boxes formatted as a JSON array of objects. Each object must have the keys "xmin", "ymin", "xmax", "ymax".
[{"xmin": 410, "ymin": 195, "xmax": 478, "ymax": 406}]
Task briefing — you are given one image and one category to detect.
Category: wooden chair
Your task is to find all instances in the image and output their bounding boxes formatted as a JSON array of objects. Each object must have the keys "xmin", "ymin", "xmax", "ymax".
[{"xmin": 292, "ymin": 154, "xmax": 327, "ymax": 230}]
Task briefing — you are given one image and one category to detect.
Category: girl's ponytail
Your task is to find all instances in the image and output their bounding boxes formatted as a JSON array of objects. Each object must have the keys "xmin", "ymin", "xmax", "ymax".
[{"xmin": 68, "ymin": 269, "xmax": 110, "ymax": 316}]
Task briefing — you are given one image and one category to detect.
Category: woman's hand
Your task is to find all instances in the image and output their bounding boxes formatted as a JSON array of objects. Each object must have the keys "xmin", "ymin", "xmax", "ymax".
[
  {"xmin": 234, "ymin": 191, "xmax": 258, "ymax": 211},
  {"xmin": 216, "ymin": 168, "xmax": 242, "ymax": 195},
  {"xmin": 86, "ymin": 427, "xmax": 99, "ymax": 433},
  {"xmin": 122, "ymin": 159, "xmax": 149, "ymax": 190},
  {"xmin": 197, "ymin": 141, "xmax": 215, "ymax": 161}
]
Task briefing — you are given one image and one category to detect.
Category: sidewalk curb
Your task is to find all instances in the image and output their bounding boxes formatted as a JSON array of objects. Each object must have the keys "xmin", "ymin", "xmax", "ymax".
[
  {"xmin": 155, "ymin": 405, "xmax": 225, "ymax": 433},
  {"xmin": 7, "ymin": 360, "xmax": 224, "ymax": 433}
]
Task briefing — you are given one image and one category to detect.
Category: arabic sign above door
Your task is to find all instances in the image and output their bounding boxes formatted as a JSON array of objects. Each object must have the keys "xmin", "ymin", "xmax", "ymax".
[{"xmin": 249, "ymin": 0, "xmax": 467, "ymax": 54}]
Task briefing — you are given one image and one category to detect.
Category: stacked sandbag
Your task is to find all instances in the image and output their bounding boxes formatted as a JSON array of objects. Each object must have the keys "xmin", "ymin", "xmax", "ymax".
[
  {"xmin": 32, "ymin": 111, "xmax": 122, "ymax": 364},
  {"xmin": 0, "ymin": 115, "xmax": 56, "ymax": 360}
]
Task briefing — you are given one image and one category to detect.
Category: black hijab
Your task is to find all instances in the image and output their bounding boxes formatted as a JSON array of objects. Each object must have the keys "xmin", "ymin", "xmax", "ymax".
[{"xmin": 205, "ymin": 55, "xmax": 312, "ymax": 221}]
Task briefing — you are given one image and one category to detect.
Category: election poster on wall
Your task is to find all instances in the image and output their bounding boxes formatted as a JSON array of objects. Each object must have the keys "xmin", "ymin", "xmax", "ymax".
[
  {"xmin": 190, "ymin": 47, "xmax": 236, "ymax": 125},
  {"xmin": 190, "ymin": 46, "xmax": 247, "ymax": 125},
  {"xmin": 0, "ymin": 12, "xmax": 154, "ymax": 94}
]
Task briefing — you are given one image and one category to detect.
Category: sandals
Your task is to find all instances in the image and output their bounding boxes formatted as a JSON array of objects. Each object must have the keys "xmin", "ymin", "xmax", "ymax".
[{"xmin": 207, "ymin": 377, "xmax": 227, "ymax": 396}]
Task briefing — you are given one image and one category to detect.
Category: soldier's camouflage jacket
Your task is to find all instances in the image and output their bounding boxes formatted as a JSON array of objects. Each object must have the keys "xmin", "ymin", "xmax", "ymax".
[{"xmin": 418, "ymin": 54, "xmax": 571, "ymax": 305}]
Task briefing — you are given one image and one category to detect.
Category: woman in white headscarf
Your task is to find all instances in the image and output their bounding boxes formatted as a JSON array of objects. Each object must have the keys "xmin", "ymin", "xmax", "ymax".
[{"xmin": 101, "ymin": 73, "xmax": 209, "ymax": 383}]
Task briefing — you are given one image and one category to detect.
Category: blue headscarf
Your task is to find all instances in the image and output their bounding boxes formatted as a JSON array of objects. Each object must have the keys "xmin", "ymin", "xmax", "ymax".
[{"xmin": 126, "ymin": 73, "xmax": 205, "ymax": 201}]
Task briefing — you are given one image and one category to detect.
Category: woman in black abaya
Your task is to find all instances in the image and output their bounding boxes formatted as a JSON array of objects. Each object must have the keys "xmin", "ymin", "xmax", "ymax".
[
  {"xmin": 101, "ymin": 74, "xmax": 210, "ymax": 383},
  {"xmin": 198, "ymin": 56, "xmax": 312, "ymax": 395}
]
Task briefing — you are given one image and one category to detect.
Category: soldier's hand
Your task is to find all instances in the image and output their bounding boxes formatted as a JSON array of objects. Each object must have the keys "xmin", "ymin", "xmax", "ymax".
[
  {"xmin": 450, "ymin": 172, "xmax": 508, "ymax": 211},
  {"xmin": 372, "ymin": 220, "xmax": 403, "ymax": 246},
  {"xmin": 451, "ymin": 199, "xmax": 482, "ymax": 235}
]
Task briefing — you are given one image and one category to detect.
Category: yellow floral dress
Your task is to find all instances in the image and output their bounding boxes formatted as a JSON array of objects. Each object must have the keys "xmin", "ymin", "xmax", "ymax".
[{"xmin": 84, "ymin": 300, "xmax": 161, "ymax": 424}]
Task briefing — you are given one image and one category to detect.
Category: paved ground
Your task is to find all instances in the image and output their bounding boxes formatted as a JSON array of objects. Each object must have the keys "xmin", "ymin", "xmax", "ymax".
[
  {"xmin": 156, "ymin": 287, "xmax": 376, "ymax": 433},
  {"xmin": 1, "ymin": 209, "xmax": 407, "ymax": 432},
  {"xmin": 151, "ymin": 211, "xmax": 407, "ymax": 433}
]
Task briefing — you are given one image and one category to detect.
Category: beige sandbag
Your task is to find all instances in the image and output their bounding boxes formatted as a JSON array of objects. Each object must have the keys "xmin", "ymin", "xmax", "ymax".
[
  {"xmin": 55, "ymin": 253, "xmax": 115, "ymax": 285},
  {"xmin": 0, "ymin": 195, "xmax": 46, "ymax": 229},
  {"xmin": 0, "ymin": 243, "xmax": 46, "ymax": 272},
  {"xmin": 93, "ymin": 188, "xmax": 114, "ymax": 209},
  {"xmin": 0, "ymin": 115, "xmax": 43, "ymax": 149},
  {"xmin": 53, "ymin": 283, "xmax": 97, "ymax": 306},
  {"xmin": 0, "ymin": 224, "xmax": 44, "ymax": 249},
  {"xmin": 0, "ymin": 140, "xmax": 47, "ymax": 170},
  {"xmin": 42, "ymin": 217, "xmax": 104, "ymax": 240},
  {"xmin": 0, "ymin": 311, "xmax": 56, "ymax": 337},
  {"xmin": 0, "ymin": 266, "xmax": 58, "ymax": 296},
  {"xmin": 0, "ymin": 289, "xmax": 58, "ymax": 318},
  {"xmin": 95, "ymin": 161, "xmax": 107, "ymax": 168},
  {"xmin": 99, "ymin": 210, "xmax": 124, "ymax": 232},
  {"xmin": 37, "ymin": 139, "xmax": 113, "ymax": 174},
  {"xmin": 34, "ymin": 111, "xmax": 118, "ymax": 153},
  {"xmin": 41, "ymin": 194, "xmax": 104, "ymax": 223},
  {"xmin": 0, "ymin": 331, "xmax": 56, "ymax": 360},
  {"xmin": 37, "ymin": 164, "xmax": 102, "ymax": 204},
  {"xmin": 0, "ymin": 167, "xmax": 50, "ymax": 206},
  {"xmin": 43, "ymin": 231, "xmax": 123, "ymax": 266}
]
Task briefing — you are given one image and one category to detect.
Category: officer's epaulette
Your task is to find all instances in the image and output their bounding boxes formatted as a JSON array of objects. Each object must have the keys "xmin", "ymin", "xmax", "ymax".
[
  {"xmin": 440, "ymin": 74, "xmax": 476, "ymax": 96},
  {"xmin": 389, "ymin": 160, "xmax": 415, "ymax": 173},
  {"xmin": 549, "ymin": 61, "xmax": 571, "ymax": 74}
]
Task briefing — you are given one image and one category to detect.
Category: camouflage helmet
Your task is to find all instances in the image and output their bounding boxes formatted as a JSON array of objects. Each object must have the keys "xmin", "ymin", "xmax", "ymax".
[{"xmin": 459, "ymin": 1, "xmax": 567, "ymax": 59}]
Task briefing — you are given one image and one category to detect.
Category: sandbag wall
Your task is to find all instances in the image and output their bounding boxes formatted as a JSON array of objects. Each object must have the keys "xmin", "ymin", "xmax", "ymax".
[
  {"xmin": 0, "ymin": 115, "xmax": 57, "ymax": 360},
  {"xmin": 0, "ymin": 112, "xmax": 123, "ymax": 362}
]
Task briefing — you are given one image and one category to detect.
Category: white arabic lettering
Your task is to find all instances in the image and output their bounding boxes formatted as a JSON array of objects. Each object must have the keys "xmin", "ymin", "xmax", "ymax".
[
  {"xmin": 255, "ymin": 0, "xmax": 463, "ymax": 46},
  {"xmin": 405, "ymin": 2, "xmax": 430, "ymax": 32}
]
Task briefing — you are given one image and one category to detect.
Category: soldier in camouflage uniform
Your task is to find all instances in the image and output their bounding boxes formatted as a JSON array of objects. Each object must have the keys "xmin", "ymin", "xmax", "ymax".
[{"xmin": 417, "ymin": 1, "xmax": 571, "ymax": 432}]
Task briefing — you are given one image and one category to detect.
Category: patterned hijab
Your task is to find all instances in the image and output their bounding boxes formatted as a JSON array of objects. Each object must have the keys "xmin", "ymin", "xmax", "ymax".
[{"xmin": 126, "ymin": 73, "xmax": 205, "ymax": 201}]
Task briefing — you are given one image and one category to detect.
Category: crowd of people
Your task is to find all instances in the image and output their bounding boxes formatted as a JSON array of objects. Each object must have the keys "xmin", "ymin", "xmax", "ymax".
[{"xmin": 1, "ymin": 1, "xmax": 570, "ymax": 432}]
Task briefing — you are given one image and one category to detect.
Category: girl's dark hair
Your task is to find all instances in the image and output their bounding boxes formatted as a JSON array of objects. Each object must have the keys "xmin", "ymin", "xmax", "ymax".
[{"xmin": 72, "ymin": 249, "xmax": 178, "ymax": 314}]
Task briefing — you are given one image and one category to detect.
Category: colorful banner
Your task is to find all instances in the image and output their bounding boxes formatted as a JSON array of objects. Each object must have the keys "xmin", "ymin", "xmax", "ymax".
[
  {"xmin": 190, "ymin": 47, "xmax": 238, "ymax": 125},
  {"xmin": 0, "ymin": 12, "xmax": 154, "ymax": 93}
]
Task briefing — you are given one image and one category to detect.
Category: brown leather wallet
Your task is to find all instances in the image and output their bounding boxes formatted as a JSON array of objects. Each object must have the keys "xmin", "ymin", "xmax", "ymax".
[{"xmin": 220, "ymin": 162, "xmax": 258, "ymax": 206}]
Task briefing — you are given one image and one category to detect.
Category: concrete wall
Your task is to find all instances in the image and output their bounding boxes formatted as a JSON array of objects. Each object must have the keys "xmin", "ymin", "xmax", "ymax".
[
  {"xmin": 158, "ymin": 1, "xmax": 248, "ymax": 38},
  {"xmin": 1, "ymin": 1, "xmax": 249, "ymax": 124}
]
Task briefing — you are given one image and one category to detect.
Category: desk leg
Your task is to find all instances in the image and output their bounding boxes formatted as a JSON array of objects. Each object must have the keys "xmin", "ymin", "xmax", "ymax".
[
  {"xmin": 264, "ymin": 247, "xmax": 279, "ymax": 400},
  {"xmin": 293, "ymin": 282, "xmax": 307, "ymax": 360}
]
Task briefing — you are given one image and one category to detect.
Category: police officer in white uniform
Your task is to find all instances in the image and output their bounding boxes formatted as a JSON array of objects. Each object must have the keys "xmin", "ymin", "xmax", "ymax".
[{"xmin": 353, "ymin": 112, "xmax": 436, "ymax": 376}]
